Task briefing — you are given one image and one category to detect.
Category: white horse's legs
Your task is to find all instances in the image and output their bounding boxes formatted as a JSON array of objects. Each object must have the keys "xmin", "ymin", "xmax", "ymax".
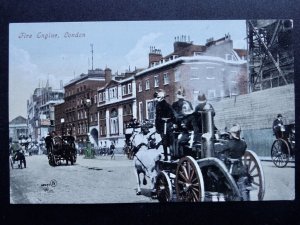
[{"xmin": 134, "ymin": 163, "xmax": 143, "ymax": 195}]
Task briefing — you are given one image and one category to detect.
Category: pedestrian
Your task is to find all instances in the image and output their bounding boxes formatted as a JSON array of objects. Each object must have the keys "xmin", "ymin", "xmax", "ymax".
[
  {"xmin": 273, "ymin": 114, "xmax": 284, "ymax": 139},
  {"xmin": 110, "ymin": 142, "xmax": 115, "ymax": 160},
  {"xmin": 154, "ymin": 89, "xmax": 175, "ymax": 161}
]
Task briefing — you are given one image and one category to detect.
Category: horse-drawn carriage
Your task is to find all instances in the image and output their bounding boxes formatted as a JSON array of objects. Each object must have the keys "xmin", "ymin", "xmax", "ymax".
[
  {"xmin": 137, "ymin": 109, "xmax": 265, "ymax": 202},
  {"xmin": 45, "ymin": 134, "xmax": 77, "ymax": 166},
  {"xmin": 271, "ymin": 122, "xmax": 295, "ymax": 168}
]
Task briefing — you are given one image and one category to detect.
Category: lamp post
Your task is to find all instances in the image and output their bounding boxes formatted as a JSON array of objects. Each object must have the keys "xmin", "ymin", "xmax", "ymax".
[
  {"xmin": 83, "ymin": 98, "xmax": 94, "ymax": 158},
  {"xmin": 60, "ymin": 118, "xmax": 65, "ymax": 137}
]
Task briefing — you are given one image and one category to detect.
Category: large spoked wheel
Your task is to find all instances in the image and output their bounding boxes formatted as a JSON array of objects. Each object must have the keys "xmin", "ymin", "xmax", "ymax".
[
  {"xmin": 175, "ymin": 156, "xmax": 205, "ymax": 202},
  {"xmin": 155, "ymin": 171, "xmax": 173, "ymax": 202},
  {"xmin": 271, "ymin": 139, "xmax": 290, "ymax": 168},
  {"xmin": 242, "ymin": 150, "xmax": 265, "ymax": 200}
]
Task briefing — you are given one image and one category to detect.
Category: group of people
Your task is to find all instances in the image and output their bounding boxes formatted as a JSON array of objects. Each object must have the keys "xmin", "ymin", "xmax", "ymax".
[
  {"xmin": 154, "ymin": 88, "xmax": 220, "ymax": 161},
  {"xmin": 154, "ymin": 88, "xmax": 253, "ymax": 199}
]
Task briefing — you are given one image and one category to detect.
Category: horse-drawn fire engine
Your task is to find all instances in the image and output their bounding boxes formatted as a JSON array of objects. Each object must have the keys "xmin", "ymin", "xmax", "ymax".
[{"xmin": 152, "ymin": 109, "xmax": 265, "ymax": 202}]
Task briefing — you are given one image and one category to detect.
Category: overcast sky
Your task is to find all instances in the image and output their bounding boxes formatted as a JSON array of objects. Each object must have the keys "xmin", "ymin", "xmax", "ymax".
[{"xmin": 9, "ymin": 20, "xmax": 247, "ymax": 121}]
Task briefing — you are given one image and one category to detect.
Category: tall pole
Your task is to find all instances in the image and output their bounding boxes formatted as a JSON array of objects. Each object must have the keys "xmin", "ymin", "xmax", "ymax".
[
  {"xmin": 84, "ymin": 98, "xmax": 94, "ymax": 159},
  {"xmin": 90, "ymin": 44, "xmax": 94, "ymax": 70},
  {"xmin": 87, "ymin": 107, "xmax": 90, "ymax": 142}
]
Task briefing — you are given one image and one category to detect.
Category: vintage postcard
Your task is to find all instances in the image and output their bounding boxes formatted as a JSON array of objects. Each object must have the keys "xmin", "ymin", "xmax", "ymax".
[{"xmin": 9, "ymin": 20, "xmax": 295, "ymax": 204}]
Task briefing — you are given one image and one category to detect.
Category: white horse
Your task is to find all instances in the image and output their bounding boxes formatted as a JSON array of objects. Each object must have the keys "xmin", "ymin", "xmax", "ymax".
[{"xmin": 133, "ymin": 130, "xmax": 163, "ymax": 195}]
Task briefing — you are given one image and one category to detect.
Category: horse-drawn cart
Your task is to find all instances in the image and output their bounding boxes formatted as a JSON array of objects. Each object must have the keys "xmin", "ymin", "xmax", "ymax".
[
  {"xmin": 154, "ymin": 110, "xmax": 265, "ymax": 202},
  {"xmin": 45, "ymin": 135, "xmax": 77, "ymax": 166}
]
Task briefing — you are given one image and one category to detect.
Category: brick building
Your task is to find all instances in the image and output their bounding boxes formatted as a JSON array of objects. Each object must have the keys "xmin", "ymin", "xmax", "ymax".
[
  {"xmin": 97, "ymin": 71, "xmax": 137, "ymax": 148},
  {"xmin": 55, "ymin": 68, "xmax": 107, "ymax": 148},
  {"xmin": 135, "ymin": 35, "xmax": 247, "ymax": 123}
]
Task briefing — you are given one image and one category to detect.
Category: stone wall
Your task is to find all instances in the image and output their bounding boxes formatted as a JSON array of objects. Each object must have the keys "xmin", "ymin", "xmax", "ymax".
[{"xmin": 212, "ymin": 84, "xmax": 295, "ymax": 156}]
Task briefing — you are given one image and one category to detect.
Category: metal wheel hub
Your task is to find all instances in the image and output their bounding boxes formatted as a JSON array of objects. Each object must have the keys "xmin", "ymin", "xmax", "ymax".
[{"xmin": 183, "ymin": 183, "xmax": 192, "ymax": 192}]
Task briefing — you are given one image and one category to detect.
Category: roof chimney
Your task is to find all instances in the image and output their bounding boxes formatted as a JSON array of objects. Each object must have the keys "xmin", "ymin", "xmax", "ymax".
[
  {"xmin": 105, "ymin": 68, "xmax": 112, "ymax": 83},
  {"xmin": 148, "ymin": 46, "xmax": 162, "ymax": 68}
]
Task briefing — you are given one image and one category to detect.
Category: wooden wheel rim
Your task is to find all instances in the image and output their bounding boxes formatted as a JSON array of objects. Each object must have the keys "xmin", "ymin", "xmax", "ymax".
[
  {"xmin": 175, "ymin": 156, "xmax": 205, "ymax": 202},
  {"xmin": 156, "ymin": 171, "xmax": 173, "ymax": 202},
  {"xmin": 243, "ymin": 150, "xmax": 265, "ymax": 200},
  {"xmin": 271, "ymin": 139, "xmax": 290, "ymax": 168}
]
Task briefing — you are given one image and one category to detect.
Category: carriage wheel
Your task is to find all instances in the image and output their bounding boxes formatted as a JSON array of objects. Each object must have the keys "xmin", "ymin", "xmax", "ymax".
[
  {"xmin": 271, "ymin": 139, "xmax": 290, "ymax": 168},
  {"xmin": 52, "ymin": 155, "xmax": 59, "ymax": 166},
  {"xmin": 155, "ymin": 171, "xmax": 173, "ymax": 202},
  {"xmin": 175, "ymin": 156, "xmax": 205, "ymax": 202},
  {"xmin": 243, "ymin": 150, "xmax": 265, "ymax": 200}
]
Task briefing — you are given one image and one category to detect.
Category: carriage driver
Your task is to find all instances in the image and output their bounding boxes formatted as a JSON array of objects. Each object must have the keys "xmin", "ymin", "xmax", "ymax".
[
  {"xmin": 216, "ymin": 124, "xmax": 252, "ymax": 200},
  {"xmin": 273, "ymin": 114, "xmax": 284, "ymax": 139},
  {"xmin": 154, "ymin": 89, "xmax": 175, "ymax": 161}
]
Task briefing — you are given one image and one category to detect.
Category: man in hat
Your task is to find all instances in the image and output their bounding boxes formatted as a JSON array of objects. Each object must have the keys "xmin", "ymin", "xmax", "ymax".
[
  {"xmin": 215, "ymin": 124, "xmax": 250, "ymax": 200},
  {"xmin": 154, "ymin": 89, "xmax": 175, "ymax": 161},
  {"xmin": 273, "ymin": 114, "xmax": 284, "ymax": 139},
  {"xmin": 172, "ymin": 88, "xmax": 193, "ymax": 120},
  {"xmin": 192, "ymin": 93, "xmax": 217, "ymax": 144},
  {"xmin": 172, "ymin": 88, "xmax": 194, "ymax": 156},
  {"xmin": 223, "ymin": 124, "xmax": 247, "ymax": 158}
]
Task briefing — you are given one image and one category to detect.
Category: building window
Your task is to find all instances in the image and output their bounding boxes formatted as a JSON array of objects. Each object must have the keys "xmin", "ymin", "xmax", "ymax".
[
  {"xmin": 191, "ymin": 67, "xmax": 200, "ymax": 80},
  {"xmin": 100, "ymin": 125, "xmax": 103, "ymax": 136},
  {"xmin": 174, "ymin": 69, "xmax": 181, "ymax": 82},
  {"xmin": 128, "ymin": 83, "xmax": 132, "ymax": 94},
  {"xmin": 138, "ymin": 102, "xmax": 143, "ymax": 122},
  {"xmin": 98, "ymin": 93, "xmax": 102, "ymax": 102},
  {"xmin": 128, "ymin": 104, "xmax": 132, "ymax": 115},
  {"xmin": 207, "ymin": 89, "xmax": 216, "ymax": 100},
  {"xmin": 109, "ymin": 87, "xmax": 117, "ymax": 100},
  {"xmin": 163, "ymin": 73, "xmax": 169, "ymax": 85},
  {"xmin": 145, "ymin": 79, "xmax": 150, "ymax": 90},
  {"xmin": 154, "ymin": 75, "xmax": 159, "ymax": 87},
  {"xmin": 110, "ymin": 109, "xmax": 119, "ymax": 135},
  {"xmin": 146, "ymin": 100, "xmax": 157, "ymax": 123},
  {"xmin": 138, "ymin": 82, "xmax": 142, "ymax": 92},
  {"xmin": 103, "ymin": 92, "xmax": 106, "ymax": 101},
  {"xmin": 122, "ymin": 85, "xmax": 127, "ymax": 96}
]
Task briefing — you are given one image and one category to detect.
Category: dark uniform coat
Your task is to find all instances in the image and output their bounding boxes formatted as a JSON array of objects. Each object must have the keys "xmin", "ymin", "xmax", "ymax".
[{"xmin": 155, "ymin": 99, "xmax": 175, "ymax": 134}]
